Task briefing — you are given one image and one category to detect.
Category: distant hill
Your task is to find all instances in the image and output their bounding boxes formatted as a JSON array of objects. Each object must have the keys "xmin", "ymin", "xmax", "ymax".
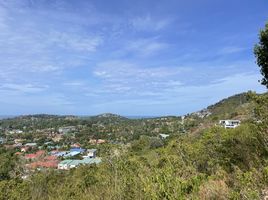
[
  {"xmin": 190, "ymin": 92, "xmax": 252, "ymax": 121},
  {"xmin": 86, "ymin": 113, "xmax": 129, "ymax": 124},
  {"xmin": 206, "ymin": 93, "xmax": 250, "ymax": 119},
  {"xmin": 95, "ymin": 113, "xmax": 126, "ymax": 119},
  {"xmin": 0, "ymin": 92, "xmax": 259, "ymax": 132},
  {"xmin": 3, "ymin": 114, "xmax": 78, "ymax": 121},
  {"xmin": 0, "ymin": 115, "xmax": 15, "ymax": 120}
]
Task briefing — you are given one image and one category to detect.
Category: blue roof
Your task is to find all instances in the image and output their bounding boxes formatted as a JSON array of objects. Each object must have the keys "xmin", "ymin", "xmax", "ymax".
[
  {"xmin": 70, "ymin": 148, "xmax": 85, "ymax": 153},
  {"xmin": 53, "ymin": 151, "xmax": 68, "ymax": 157},
  {"xmin": 64, "ymin": 151, "xmax": 80, "ymax": 158}
]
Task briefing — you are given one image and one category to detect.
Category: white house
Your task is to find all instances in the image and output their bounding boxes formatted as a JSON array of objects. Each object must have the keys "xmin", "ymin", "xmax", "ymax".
[
  {"xmin": 58, "ymin": 126, "xmax": 76, "ymax": 134},
  {"xmin": 159, "ymin": 134, "xmax": 170, "ymax": 139},
  {"xmin": 86, "ymin": 149, "xmax": 97, "ymax": 158},
  {"xmin": 219, "ymin": 120, "xmax": 241, "ymax": 129},
  {"xmin": 58, "ymin": 160, "xmax": 73, "ymax": 170},
  {"xmin": 25, "ymin": 143, "xmax": 37, "ymax": 147}
]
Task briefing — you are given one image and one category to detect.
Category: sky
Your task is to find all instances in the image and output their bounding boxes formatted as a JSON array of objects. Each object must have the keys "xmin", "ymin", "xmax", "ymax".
[{"xmin": 0, "ymin": 0, "xmax": 267, "ymax": 116}]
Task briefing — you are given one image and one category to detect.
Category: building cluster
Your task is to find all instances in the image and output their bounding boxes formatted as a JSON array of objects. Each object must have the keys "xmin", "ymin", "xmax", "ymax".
[{"xmin": 21, "ymin": 147, "xmax": 101, "ymax": 170}]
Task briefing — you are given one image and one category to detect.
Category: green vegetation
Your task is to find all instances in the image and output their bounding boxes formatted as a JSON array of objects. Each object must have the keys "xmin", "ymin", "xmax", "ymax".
[
  {"xmin": 1, "ymin": 109, "xmax": 268, "ymax": 199},
  {"xmin": 0, "ymin": 91, "xmax": 267, "ymax": 200},
  {"xmin": 255, "ymin": 22, "xmax": 268, "ymax": 88}
]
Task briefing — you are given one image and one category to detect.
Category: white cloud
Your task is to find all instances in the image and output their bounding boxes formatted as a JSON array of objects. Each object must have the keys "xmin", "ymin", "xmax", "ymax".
[
  {"xmin": 0, "ymin": 2, "xmax": 102, "ymax": 80},
  {"xmin": 218, "ymin": 46, "xmax": 247, "ymax": 55},
  {"xmin": 48, "ymin": 31, "xmax": 103, "ymax": 52},
  {"xmin": 92, "ymin": 60, "xmax": 189, "ymax": 96},
  {"xmin": 89, "ymin": 73, "xmax": 265, "ymax": 115},
  {"xmin": 131, "ymin": 14, "xmax": 171, "ymax": 31},
  {"xmin": 63, "ymin": 81, "xmax": 85, "ymax": 87},
  {"xmin": 0, "ymin": 83, "xmax": 48, "ymax": 93},
  {"xmin": 126, "ymin": 38, "xmax": 168, "ymax": 56},
  {"xmin": 94, "ymin": 60, "xmax": 187, "ymax": 80}
]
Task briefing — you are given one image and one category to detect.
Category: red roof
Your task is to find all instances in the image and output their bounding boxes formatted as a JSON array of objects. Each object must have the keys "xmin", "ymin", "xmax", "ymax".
[
  {"xmin": 25, "ymin": 153, "xmax": 38, "ymax": 159},
  {"xmin": 35, "ymin": 150, "xmax": 45, "ymax": 156},
  {"xmin": 71, "ymin": 143, "xmax": 81, "ymax": 148},
  {"xmin": 44, "ymin": 155, "xmax": 57, "ymax": 161},
  {"xmin": 29, "ymin": 160, "xmax": 59, "ymax": 169},
  {"xmin": 25, "ymin": 150, "xmax": 45, "ymax": 159},
  {"xmin": 40, "ymin": 160, "xmax": 59, "ymax": 168}
]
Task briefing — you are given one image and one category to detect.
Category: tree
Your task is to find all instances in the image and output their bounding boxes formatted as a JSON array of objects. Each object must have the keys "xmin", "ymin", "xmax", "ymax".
[{"xmin": 254, "ymin": 22, "xmax": 268, "ymax": 88}]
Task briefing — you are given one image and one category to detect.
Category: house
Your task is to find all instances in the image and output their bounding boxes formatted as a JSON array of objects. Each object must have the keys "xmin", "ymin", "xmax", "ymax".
[
  {"xmin": 79, "ymin": 157, "xmax": 101, "ymax": 165},
  {"xmin": 58, "ymin": 160, "xmax": 73, "ymax": 170},
  {"xmin": 63, "ymin": 151, "xmax": 81, "ymax": 158},
  {"xmin": 40, "ymin": 160, "xmax": 59, "ymax": 168},
  {"xmin": 14, "ymin": 139, "xmax": 25, "ymax": 144},
  {"xmin": 219, "ymin": 120, "xmax": 241, "ymax": 128},
  {"xmin": 28, "ymin": 160, "xmax": 59, "ymax": 169},
  {"xmin": 58, "ymin": 158, "xmax": 101, "ymax": 170},
  {"xmin": 53, "ymin": 151, "xmax": 68, "ymax": 157},
  {"xmin": 58, "ymin": 126, "xmax": 76, "ymax": 134},
  {"xmin": 159, "ymin": 134, "xmax": 170, "ymax": 139},
  {"xmin": 44, "ymin": 155, "xmax": 57, "ymax": 161},
  {"xmin": 71, "ymin": 143, "xmax": 81, "ymax": 148},
  {"xmin": 89, "ymin": 139, "xmax": 106, "ymax": 145},
  {"xmin": 9, "ymin": 129, "xmax": 23, "ymax": 134},
  {"xmin": 44, "ymin": 141, "xmax": 53, "ymax": 145},
  {"xmin": 25, "ymin": 143, "xmax": 37, "ymax": 147},
  {"xmin": 21, "ymin": 146, "xmax": 30, "ymax": 152},
  {"xmin": 85, "ymin": 149, "xmax": 97, "ymax": 158},
  {"xmin": 35, "ymin": 150, "xmax": 46, "ymax": 157},
  {"xmin": 25, "ymin": 153, "xmax": 39, "ymax": 160},
  {"xmin": 24, "ymin": 150, "xmax": 45, "ymax": 160},
  {"xmin": 97, "ymin": 139, "xmax": 106, "ymax": 144},
  {"xmin": 70, "ymin": 147, "xmax": 85, "ymax": 153}
]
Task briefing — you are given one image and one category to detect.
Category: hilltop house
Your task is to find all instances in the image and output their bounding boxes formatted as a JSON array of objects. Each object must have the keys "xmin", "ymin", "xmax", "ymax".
[
  {"xmin": 159, "ymin": 134, "xmax": 170, "ymax": 139},
  {"xmin": 219, "ymin": 120, "xmax": 241, "ymax": 129}
]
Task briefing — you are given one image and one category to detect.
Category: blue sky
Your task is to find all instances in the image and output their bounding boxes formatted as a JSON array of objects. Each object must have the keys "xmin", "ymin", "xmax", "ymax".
[{"xmin": 0, "ymin": 0, "xmax": 267, "ymax": 116}]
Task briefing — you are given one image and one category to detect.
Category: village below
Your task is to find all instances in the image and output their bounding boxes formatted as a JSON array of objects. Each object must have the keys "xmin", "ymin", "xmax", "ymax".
[{"xmin": 0, "ymin": 94, "xmax": 246, "ymax": 174}]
